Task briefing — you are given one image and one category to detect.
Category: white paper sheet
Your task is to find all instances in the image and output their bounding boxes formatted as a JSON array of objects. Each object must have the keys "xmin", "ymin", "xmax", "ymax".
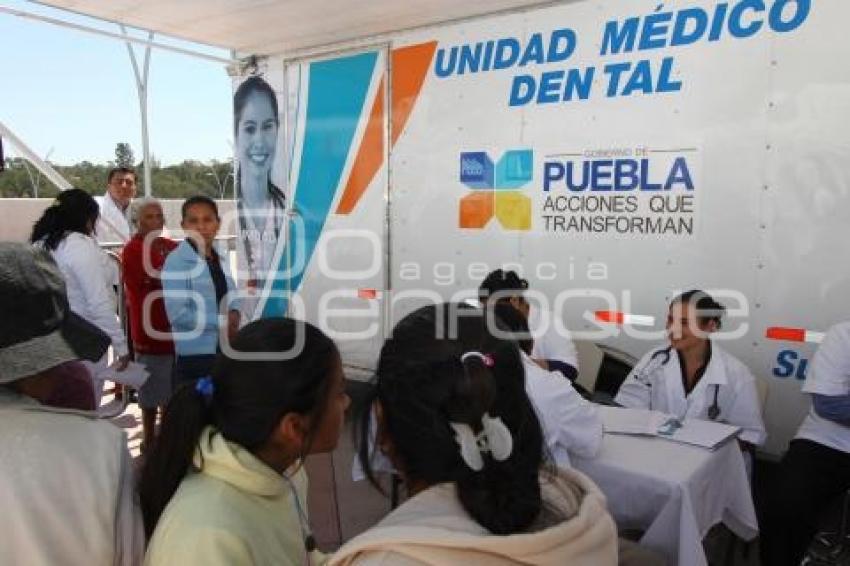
[
  {"xmin": 600, "ymin": 406, "xmax": 668, "ymax": 435},
  {"xmin": 660, "ymin": 418, "xmax": 741, "ymax": 449},
  {"xmin": 600, "ymin": 407, "xmax": 740, "ymax": 449},
  {"xmin": 100, "ymin": 361, "xmax": 150, "ymax": 388}
]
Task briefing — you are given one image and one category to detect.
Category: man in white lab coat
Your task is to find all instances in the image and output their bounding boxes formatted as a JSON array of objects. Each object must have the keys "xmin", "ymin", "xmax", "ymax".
[
  {"xmin": 760, "ymin": 321, "xmax": 850, "ymax": 566},
  {"xmin": 95, "ymin": 166, "xmax": 137, "ymax": 292},
  {"xmin": 96, "ymin": 167, "xmax": 137, "ymax": 246}
]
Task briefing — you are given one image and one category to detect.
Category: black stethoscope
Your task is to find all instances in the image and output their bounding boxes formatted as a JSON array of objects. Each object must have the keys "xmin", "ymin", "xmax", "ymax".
[
  {"xmin": 282, "ymin": 471, "xmax": 317, "ymax": 560},
  {"xmin": 707, "ymin": 384, "xmax": 721, "ymax": 421},
  {"xmin": 637, "ymin": 346, "xmax": 722, "ymax": 421}
]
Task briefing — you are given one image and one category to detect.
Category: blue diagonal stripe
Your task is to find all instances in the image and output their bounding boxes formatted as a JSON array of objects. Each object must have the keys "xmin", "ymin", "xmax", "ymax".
[{"xmin": 263, "ymin": 51, "xmax": 378, "ymax": 317}]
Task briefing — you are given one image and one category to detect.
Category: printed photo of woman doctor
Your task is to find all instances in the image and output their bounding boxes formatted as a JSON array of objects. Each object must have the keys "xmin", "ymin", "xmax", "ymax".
[{"xmin": 234, "ymin": 75, "xmax": 286, "ymax": 297}]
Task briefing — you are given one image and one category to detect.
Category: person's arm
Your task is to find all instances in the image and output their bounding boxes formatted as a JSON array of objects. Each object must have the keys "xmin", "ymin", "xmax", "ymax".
[
  {"xmin": 161, "ymin": 252, "xmax": 198, "ymax": 334},
  {"xmin": 525, "ymin": 360, "xmax": 603, "ymax": 461},
  {"xmin": 613, "ymin": 353, "xmax": 654, "ymax": 409},
  {"xmin": 812, "ymin": 393, "xmax": 850, "ymax": 427},
  {"xmin": 120, "ymin": 242, "xmax": 144, "ymax": 344},
  {"xmin": 221, "ymin": 249, "xmax": 242, "ymax": 316},
  {"xmin": 120, "ymin": 243, "xmax": 143, "ymax": 301},
  {"xmin": 227, "ymin": 310, "xmax": 241, "ymax": 344},
  {"xmin": 803, "ymin": 324, "xmax": 850, "ymax": 410},
  {"xmin": 544, "ymin": 359, "xmax": 579, "ymax": 381},
  {"xmin": 557, "ymin": 382, "xmax": 604, "ymax": 459},
  {"xmin": 533, "ymin": 318, "xmax": 580, "ymax": 378}
]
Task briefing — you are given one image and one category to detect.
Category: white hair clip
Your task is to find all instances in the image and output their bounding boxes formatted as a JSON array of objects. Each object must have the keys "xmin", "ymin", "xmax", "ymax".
[
  {"xmin": 460, "ymin": 351, "xmax": 494, "ymax": 367},
  {"xmin": 450, "ymin": 413, "xmax": 513, "ymax": 471}
]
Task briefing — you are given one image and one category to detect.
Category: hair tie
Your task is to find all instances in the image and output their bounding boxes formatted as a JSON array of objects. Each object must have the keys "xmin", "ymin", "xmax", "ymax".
[
  {"xmin": 450, "ymin": 413, "xmax": 513, "ymax": 471},
  {"xmin": 195, "ymin": 376, "xmax": 214, "ymax": 402},
  {"xmin": 461, "ymin": 351, "xmax": 494, "ymax": 367}
]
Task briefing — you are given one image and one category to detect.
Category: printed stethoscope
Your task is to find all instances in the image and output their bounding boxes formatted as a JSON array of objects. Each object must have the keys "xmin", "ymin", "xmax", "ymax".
[{"xmin": 633, "ymin": 346, "xmax": 722, "ymax": 421}]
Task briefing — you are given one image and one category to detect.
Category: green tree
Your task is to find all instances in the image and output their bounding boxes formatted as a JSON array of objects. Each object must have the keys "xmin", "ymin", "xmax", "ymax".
[
  {"xmin": 115, "ymin": 143, "xmax": 135, "ymax": 168},
  {"xmin": 1, "ymin": 157, "xmax": 233, "ymax": 200}
]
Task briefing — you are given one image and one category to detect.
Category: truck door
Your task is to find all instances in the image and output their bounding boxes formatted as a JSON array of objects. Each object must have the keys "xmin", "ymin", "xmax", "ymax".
[{"xmin": 258, "ymin": 47, "xmax": 389, "ymax": 374}]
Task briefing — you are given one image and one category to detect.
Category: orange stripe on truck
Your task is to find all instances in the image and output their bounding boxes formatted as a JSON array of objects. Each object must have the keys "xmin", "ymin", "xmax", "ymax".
[
  {"xmin": 336, "ymin": 78, "xmax": 385, "ymax": 215},
  {"xmin": 391, "ymin": 41, "xmax": 437, "ymax": 146},
  {"xmin": 336, "ymin": 41, "xmax": 437, "ymax": 215}
]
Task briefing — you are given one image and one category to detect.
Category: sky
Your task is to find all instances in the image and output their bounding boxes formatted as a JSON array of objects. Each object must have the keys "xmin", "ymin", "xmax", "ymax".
[{"xmin": 0, "ymin": 0, "xmax": 233, "ymax": 166}]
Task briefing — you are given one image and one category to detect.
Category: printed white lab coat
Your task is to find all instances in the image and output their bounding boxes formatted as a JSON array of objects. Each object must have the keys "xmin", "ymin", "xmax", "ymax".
[
  {"xmin": 522, "ymin": 352, "xmax": 603, "ymax": 467},
  {"xmin": 527, "ymin": 303, "xmax": 579, "ymax": 372},
  {"xmin": 796, "ymin": 322, "xmax": 850, "ymax": 453},
  {"xmin": 615, "ymin": 343, "xmax": 767, "ymax": 446}
]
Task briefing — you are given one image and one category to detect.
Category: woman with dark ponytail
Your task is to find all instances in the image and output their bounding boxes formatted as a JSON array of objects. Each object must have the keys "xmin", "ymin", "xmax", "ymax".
[
  {"xmin": 140, "ymin": 318, "xmax": 350, "ymax": 565},
  {"xmin": 331, "ymin": 303, "xmax": 617, "ymax": 565},
  {"xmin": 616, "ymin": 290, "xmax": 767, "ymax": 449},
  {"xmin": 31, "ymin": 188, "xmax": 130, "ymax": 402}
]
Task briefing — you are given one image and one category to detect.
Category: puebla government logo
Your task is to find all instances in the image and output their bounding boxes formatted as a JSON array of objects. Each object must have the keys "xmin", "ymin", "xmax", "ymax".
[{"xmin": 459, "ymin": 149, "xmax": 532, "ymax": 231}]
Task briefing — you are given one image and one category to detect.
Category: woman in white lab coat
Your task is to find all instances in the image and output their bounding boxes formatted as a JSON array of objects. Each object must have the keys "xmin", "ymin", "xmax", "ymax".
[
  {"xmin": 615, "ymin": 290, "xmax": 766, "ymax": 447},
  {"xmin": 30, "ymin": 189, "xmax": 130, "ymax": 402}
]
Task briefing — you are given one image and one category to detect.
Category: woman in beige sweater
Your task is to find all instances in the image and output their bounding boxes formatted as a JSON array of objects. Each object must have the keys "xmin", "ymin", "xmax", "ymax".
[{"xmin": 331, "ymin": 303, "xmax": 619, "ymax": 566}]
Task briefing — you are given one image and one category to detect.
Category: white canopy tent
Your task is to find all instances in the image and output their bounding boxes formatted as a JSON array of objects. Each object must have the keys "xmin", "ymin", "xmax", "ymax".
[
  {"xmin": 36, "ymin": 0, "xmax": 560, "ymax": 57},
  {"xmin": 4, "ymin": 0, "xmax": 567, "ymax": 197}
]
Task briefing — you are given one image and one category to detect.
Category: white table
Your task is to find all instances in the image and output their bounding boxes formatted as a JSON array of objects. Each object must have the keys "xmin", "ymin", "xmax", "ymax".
[{"xmin": 572, "ymin": 433, "xmax": 758, "ymax": 566}]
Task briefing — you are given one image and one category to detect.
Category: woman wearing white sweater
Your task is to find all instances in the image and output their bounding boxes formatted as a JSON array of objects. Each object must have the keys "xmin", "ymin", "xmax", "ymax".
[{"xmin": 334, "ymin": 303, "xmax": 618, "ymax": 566}]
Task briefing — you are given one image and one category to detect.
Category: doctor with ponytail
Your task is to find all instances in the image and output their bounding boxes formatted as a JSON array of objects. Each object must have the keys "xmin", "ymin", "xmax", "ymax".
[{"xmin": 616, "ymin": 290, "xmax": 766, "ymax": 448}]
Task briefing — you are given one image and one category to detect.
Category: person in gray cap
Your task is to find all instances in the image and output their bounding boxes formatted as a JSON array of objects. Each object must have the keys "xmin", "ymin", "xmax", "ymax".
[{"xmin": 0, "ymin": 242, "xmax": 143, "ymax": 566}]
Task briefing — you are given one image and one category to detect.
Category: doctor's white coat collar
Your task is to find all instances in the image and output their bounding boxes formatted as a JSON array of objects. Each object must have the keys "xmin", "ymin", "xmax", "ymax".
[
  {"xmin": 95, "ymin": 193, "xmax": 131, "ymax": 244},
  {"xmin": 665, "ymin": 342, "xmax": 730, "ymax": 390}
]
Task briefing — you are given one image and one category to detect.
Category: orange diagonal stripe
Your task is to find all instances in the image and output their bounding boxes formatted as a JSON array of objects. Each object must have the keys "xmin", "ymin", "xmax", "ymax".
[
  {"xmin": 336, "ymin": 41, "xmax": 436, "ymax": 215},
  {"xmin": 391, "ymin": 41, "xmax": 437, "ymax": 146},
  {"xmin": 336, "ymin": 78, "xmax": 385, "ymax": 215}
]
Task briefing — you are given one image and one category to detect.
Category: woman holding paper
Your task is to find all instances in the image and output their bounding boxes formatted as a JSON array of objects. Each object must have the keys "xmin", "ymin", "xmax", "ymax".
[
  {"xmin": 30, "ymin": 188, "xmax": 130, "ymax": 403},
  {"xmin": 615, "ymin": 290, "xmax": 766, "ymax": 447}
]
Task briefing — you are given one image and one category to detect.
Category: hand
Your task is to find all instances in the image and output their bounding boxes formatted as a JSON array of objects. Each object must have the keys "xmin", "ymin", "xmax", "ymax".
[
  {"xmin": 227, "ymin": 310, "xmax": 241, "ymax": 342},
  {"xmin": 114, "ymin": 354, "xmax": 131, "ymax": 372}
]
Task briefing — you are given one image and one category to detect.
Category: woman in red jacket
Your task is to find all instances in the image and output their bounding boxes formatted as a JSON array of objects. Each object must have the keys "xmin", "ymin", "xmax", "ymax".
[{"xmin": 123, "ymin": 198, "xmax": 178, "ymax": 450}]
